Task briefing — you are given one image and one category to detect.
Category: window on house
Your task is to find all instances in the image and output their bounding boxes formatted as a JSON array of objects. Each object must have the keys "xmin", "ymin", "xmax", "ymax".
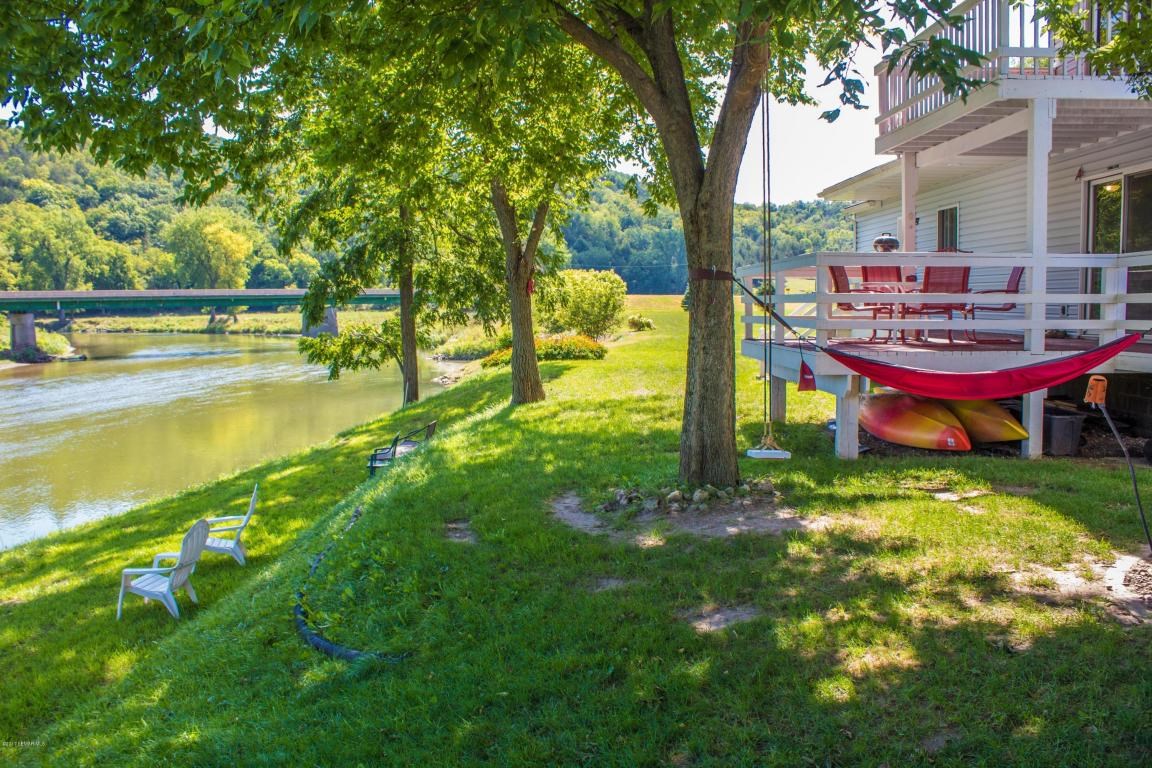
[
  {"xmin": 937, "ymin": 207, "xmax": 959, "ymax": 251},
  {"xmin": 1089, "ymin": 172, "xmax": 1152, "ymax": 321},
  {"xmin": 1126, "ymin": 171, "xmax": 1152, "ymax": 253}
]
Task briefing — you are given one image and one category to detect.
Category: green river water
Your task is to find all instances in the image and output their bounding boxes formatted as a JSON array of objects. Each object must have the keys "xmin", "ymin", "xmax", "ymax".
[{"xmin": 0, "ymin": 333, "xmax": 446, "ymax": 550}]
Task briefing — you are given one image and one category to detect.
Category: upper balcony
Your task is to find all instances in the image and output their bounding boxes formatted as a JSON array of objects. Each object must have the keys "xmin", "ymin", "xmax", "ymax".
[{"xmin": 876, "ymin": 0, "xmax": 1144, "ymax": 155}]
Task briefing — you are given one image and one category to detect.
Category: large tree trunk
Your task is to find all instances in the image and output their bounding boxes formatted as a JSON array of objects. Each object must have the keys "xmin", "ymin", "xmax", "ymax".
[
  {"xmin": 506, "ymin": 252, "xmax": 544, "ymax": 404},
  {"xmin": 556, "ymin": 11, "xmax": 768, "ymax": 486},
  {"xmin": 679, "ymin": 197, "xmax": 740, "ymax": 487},
  {"xmin": 490, "ymin": 178, "xmax": 546, "ymax": 405},
  {"xmin": 398, "ymin": 205, "xmax": 419, "ymax": 405}
]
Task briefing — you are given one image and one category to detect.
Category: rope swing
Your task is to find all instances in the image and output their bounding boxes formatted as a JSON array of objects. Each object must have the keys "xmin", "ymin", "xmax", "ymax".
[{"xmin": 748, "ymin": 88, "xmax": 791, "ymax": 461}]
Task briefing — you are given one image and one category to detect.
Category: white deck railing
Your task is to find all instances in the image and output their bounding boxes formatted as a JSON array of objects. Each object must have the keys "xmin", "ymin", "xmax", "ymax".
[
  {"xmin": 737, "ymin": 251, "xmax": 1152, "ymax": 350},
  {"xmin": 877, "ymin": 0, "xmax": 1110, "ymax": 136}
]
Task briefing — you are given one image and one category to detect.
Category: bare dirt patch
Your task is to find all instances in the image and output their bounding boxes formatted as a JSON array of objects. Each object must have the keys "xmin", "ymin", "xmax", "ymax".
[
  {"xmin": 551, "ymin": 489, "xmax": 829, "ymax": 543},
  {"xmin": 921, "ymin": 728, "xmax": 961, "ymax": 755},
  {"xmin": 1102, "ymin": 554, "xmax": 1152, "ymax": 623},
  {"xmin": 444, "ymin": 520, "xmax": 477, "ymax": 544},
  {"xmin": 995, "ymin": 485, "xmax": 1036, "ymax": 497},
  {"xmin": 1005, "ymin": 556, "xmax": 1152, "ymax": 624},
  {"xmin": 551, "ymin": 493, "xmax": 608, "ymax": 536},
  {"xmin": 932, "ymin": 489, "xmax": 990, "ymax": 502},
  {"xmin": 684, "ymin": 605, "xmax": 761, "ymax": 633},
  {"xmin": 589, "ymin": 577, "xmax": 630, "ymax": 593},
  {"xmin": 666, "ymin": 504, "xmax": 828, "ymax": 538}
]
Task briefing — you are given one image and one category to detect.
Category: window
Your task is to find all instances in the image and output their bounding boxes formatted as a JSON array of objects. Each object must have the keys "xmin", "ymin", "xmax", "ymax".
[
  {"xmin": 937, "ymin": 206, "xmax": 959, "ymax": 251},
  {"xmin": 1088, "ymin": 171, "xmax": 1152, "ymax": 320}
]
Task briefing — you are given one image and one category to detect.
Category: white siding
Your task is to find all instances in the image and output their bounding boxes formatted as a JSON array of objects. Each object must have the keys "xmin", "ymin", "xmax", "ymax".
[{"xmin": 854, "ymin": 206, "xmax": 900, "ymax": 252}]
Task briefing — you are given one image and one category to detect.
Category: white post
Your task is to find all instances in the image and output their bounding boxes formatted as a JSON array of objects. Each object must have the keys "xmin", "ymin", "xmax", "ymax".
[
  {"xmin": 1022, "ymin": 389, "xmax": 1047, "ymax": 459},
  {"xmin": 770, "ymin": 376, "xmax": 788, "ymax": 423},
  {"xmin": 835, "ymin": 375, "xmax": 862, "ymax": 459},
  {"xmin": 815, "ymin": 260, "xmax": 830, "ymax": 346},
  {"xmin": 1025, "ymin": 98, "xmax": 1053, "ymax": 354},
  {"xmin": 1100, "ymin": 263, "xmax": 1124, "ymax": 343},
  {"xmin": 900, "ymin": 152, "xmax": 918, "ymax": 252},
  {"xmin": 1022, "ymin": 99, "xmax": 1054, "ymax": 459}
]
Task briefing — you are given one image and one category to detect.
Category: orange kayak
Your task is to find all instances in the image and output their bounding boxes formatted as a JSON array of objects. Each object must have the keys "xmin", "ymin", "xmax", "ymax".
[
  {"xmin": 860, "ymin": 394, "xmax": 972, "ymax": 451},
  {"xmin": 942, "ymin": 399, "xmax": 1028, "ymax": 443}
]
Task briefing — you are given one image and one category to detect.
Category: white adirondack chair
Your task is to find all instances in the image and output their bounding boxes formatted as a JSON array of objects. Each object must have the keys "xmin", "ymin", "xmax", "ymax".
[
  {"xmin": 204, "ymin": 484, "xmax": 258, "ymax": 565},
  {"xmin": 117, "ymin": 519, "xmax": 210, "ymax": 620}
]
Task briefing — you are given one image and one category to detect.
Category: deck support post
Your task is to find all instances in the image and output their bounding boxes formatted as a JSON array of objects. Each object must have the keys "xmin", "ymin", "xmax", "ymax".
[
  {"xmin": 1020, "ymin": 99, "xmax": 1054, "ymax": 459},
  {"xmin": 9, "ymin": 312, "xmax": 36, "ymax": 354},
  {"xmin": 301, "ymin": 307, "xmax": 339, "ymax": 338},
  {"xmin": 1021, "ymin": 388, "xmax": 1046, "ymax": 459},
  {"xmin": 900, "ymin": 152, "xmax": 918, "ymax": 252},
  {"xmin": 835, "ymin": 375, "xmax": 862, "ymax": 459},
  {"xmin": 770, "ymin": 375, "xmax": 788, "ymax": 423},
  {"xmin": 1025, "ymin": 98, "xmax": 1053, "ymax": 355}
]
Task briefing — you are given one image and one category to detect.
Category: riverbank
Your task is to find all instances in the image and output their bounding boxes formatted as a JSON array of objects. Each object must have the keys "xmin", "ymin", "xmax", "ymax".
[
  {"xmin": 59, "ymin": 308, "xmax": 397, "ymax": 336},
  {"xmin": 5, "ymin": 296, "xmax": 1152, "ymax": 765}
]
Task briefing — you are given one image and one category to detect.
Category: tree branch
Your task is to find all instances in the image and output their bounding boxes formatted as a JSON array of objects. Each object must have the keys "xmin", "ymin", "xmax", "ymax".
[
  {"xmin": 522, "ymin": 199, "xmax": 551, "ymax": 266},
  {"xmin": 705, "ymin": 20, "xmax": 771, "ymax": 200},
  {"xmin": 550, "ymin": 2, "xmax": 670, "ymax": 129},
  {"xmin": 489, "ymin": 177, "xmax": 523, "ymax": 281}
]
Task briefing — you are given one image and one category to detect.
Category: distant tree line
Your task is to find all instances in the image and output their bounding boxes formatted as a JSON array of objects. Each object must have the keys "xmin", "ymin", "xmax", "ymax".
[
  {"xmin": 0, "ymin": 129, "xmax": 320, "ymax": 293},
  {"xmin": 562, "ymin": 172, "xmax": 853, "ymax": 294},
  {"xmin": 0, "ymin": 137, "xmax": 850, "ymax": 299}
]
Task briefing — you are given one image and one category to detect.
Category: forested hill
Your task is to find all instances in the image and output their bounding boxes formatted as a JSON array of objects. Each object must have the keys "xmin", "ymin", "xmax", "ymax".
[
  {"xmin": 562, "ymin": 173, "xmax": 854, "ymax": 294},
  {"xmin": 0, "ymin": 129, "xmax": 316, "ymax": 293},
  {"xmin": 0, "ymin": 132, "xmax": 851, "ymax": 296}
]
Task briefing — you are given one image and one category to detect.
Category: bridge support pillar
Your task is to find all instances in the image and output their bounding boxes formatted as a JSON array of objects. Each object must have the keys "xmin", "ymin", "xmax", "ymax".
[
  {"xmin": 9, "ymin": 312, "xmax": 37, "ymax": 355},
  {"xmin": 301, "ymin": 307, "xmax": 338, "ymax": 338}
]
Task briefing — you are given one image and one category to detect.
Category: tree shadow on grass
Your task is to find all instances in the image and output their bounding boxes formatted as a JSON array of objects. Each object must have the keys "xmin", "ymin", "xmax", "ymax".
[{"xmin": 0, "ymin": 369, "xmax": 512, "ymax": 743}]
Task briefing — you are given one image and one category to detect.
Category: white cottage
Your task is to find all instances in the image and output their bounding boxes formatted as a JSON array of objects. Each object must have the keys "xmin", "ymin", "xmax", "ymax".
[{"xmin": 739, "ymin": 0, "xmax": 1152, "ymax": 458}]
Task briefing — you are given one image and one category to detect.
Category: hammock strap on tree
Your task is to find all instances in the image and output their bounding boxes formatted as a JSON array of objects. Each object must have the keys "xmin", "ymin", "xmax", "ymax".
[{"xmin": 727, "ymin": 273, "xmax": 1143, "ymax": 399}]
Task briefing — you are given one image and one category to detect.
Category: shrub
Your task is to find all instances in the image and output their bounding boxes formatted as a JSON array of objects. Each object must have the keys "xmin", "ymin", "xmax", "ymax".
[
  {"xmin": 480, "ymin": 335, "xmax": 607, "ymax": 368},
  {"xmin": 436, "ymin": 328, "xmax": 512, "ymax": 360},
  {"xmin": 538, "ymin": 269, "xmax": 627, "ymax": 339},
  {"xmin": 627, "ymin": 314, "xmax": 654, "ymax": 331}
]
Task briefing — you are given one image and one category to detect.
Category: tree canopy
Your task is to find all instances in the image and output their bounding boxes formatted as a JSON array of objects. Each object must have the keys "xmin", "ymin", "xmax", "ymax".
[{"xmin": 0, "ymin": 0, "xmax": 978, "ymax": 484}]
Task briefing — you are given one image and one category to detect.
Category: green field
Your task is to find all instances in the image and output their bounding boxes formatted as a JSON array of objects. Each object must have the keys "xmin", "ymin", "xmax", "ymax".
[{"xmin": 3, "ymin": 295, "xmax": 1151, "ymax": 766}]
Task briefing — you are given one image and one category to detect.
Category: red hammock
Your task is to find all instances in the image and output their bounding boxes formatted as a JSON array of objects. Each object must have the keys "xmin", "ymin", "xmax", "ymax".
[{"xmin": 823, "ymin": 333, "xmax": 1142, "ymax": 400}]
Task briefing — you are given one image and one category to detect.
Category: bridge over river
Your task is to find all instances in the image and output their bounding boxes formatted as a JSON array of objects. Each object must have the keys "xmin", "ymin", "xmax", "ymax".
[{"xmin": 0, "ymin": 288, "xmax": 399, "ymax": 353}]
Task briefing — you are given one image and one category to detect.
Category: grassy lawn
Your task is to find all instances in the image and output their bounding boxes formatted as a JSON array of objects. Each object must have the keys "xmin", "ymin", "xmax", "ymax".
[{"xmin": 5, "ymin": 295, "xmax": 1152, "ymax": 765}]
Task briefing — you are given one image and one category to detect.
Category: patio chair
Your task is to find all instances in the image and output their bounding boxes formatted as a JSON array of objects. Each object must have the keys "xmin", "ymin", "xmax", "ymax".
[
  {"xmin": 204, "ymin": 484, "xmax": 259, "ymax": 565},
  {"xmin": 861, "ymin": 265, "xmax": 903, "ymax": 287},
  {"xmin": 963, "ymin": 267, "xmax": 1025, "ymax": 341},
  {"xmin": 828, "ymin": 265, "xmax": 894, "ymax": 342},
  {"xmin": 368, "ymin": 420, "xmax": 437, "ymax": 476},
  {"xmin": 900, "ymin": 266, "xmax": 971, "ymax": 342},
  {"xmin": 117, "ymin": 519, "xmax": 209, "ymax": 620}
]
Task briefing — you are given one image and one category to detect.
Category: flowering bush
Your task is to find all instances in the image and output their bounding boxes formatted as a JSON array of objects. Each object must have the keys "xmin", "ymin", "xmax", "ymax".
[{"xmin": 480, "ymin": 335, "xmax": 607, "ymax": 368}]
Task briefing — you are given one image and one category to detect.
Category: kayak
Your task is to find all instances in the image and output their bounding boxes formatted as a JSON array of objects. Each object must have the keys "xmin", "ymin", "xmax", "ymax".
[
  {"xmin": 860, "ymin": 393, "xmax": 972, "ymax": 451},
  {"xmin": 942, "ymin": 399, "xmax": 1029, "ymax": 443}
]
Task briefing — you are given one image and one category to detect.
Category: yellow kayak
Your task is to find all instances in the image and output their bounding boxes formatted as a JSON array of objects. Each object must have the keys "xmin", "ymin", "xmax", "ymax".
[{"xmin": 942, "ymin": 399, "xmax": 1028, "ymax": 443}]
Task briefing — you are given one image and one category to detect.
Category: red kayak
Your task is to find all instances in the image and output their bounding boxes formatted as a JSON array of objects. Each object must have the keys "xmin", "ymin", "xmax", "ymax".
[{"xmin": 860, "ymin": 393, "xmax": 972, "ymax": 451}]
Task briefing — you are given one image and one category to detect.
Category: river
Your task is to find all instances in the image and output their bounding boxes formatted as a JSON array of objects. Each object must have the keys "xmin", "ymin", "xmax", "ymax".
[{"xmin": 0, "ymin": 333, "xmax": 447, "ymax": 550}]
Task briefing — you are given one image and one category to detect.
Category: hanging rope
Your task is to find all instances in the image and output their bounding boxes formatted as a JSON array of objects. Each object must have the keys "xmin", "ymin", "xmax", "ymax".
[{"xmin": 758, "ymin": 86, "xmax": 779, "ymax": 449}]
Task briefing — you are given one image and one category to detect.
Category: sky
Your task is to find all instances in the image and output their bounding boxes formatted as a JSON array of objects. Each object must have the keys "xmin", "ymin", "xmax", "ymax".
[{"xmin": 733, "ymin": 47, "xmax": 889, "ymax": 205}]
